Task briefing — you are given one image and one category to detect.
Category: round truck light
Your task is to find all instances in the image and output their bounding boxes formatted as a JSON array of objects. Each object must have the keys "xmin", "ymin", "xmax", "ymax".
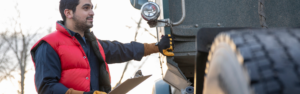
[{"xmin": 141, "ymin": 2, "xmax": 160, "ymax": 21}]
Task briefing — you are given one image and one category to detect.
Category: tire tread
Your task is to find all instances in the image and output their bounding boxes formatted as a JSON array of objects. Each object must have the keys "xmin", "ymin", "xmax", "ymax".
[{"xmin": 226, "ymin": 28, "xmax": 300, "ymax": 94}]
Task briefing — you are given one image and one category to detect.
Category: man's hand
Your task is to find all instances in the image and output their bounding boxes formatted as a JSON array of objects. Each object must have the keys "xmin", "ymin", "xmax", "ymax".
[
  {"xmin": 157, "ymin": 34, "xmax": 175, "ymax": 56},
  {"xmin": 84, "ymin": 90, "xmax": 107, "ymax": 94}
]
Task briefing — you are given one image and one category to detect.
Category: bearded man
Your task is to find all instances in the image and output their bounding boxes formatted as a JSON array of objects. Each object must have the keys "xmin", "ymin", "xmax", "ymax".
[{"xmin": 30, "ymin": 0, "xmax": 173, "ymax": 94}]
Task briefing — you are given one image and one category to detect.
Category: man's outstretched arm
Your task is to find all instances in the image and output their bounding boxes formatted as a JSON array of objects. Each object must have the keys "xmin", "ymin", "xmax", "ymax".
[
  {"xmin": 99, "ymin": 34, "xmax": 174, "ymax": 63},
  {"xmin": 99, "ymin": 40, "xmax": 145, "ymax": 63}
]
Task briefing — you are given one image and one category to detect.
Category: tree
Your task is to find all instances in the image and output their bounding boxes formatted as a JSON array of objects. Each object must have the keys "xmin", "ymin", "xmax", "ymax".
[
  {"xmin": 1, "ymin": 30, "xmax": 39, "ymax": 94},
  {"xmin": 0, "ymin": 2, "xmax": 44, "ymax": 94},
  {"xmin": 0, "ymin": 32, "xmax": 15, "ymax": 82}
]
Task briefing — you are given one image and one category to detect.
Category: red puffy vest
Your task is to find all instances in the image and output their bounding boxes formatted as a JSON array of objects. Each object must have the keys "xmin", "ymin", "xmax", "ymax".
[{"xmin": 31, "ymin": 22, "xmax": 111, "ymax": 92}]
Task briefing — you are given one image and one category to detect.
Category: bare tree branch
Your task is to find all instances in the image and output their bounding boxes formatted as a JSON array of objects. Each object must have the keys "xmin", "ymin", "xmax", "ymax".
[
  {"xmin": 144, "ymin": 28, "xmax": 157, "ymax": 39},
  {"xmin": 27, "ymin": 27, "xmax": 41, "ymax": 43},
  {"xmin": 125, "ymin": 25, "xmax": 132, "ymax": 29},
  {"xmin": 0, "ymin": 63, "xmax": 18, "ymax": 82},
  {"xmin": 134, "ymin": 18, "xmax": 142, "ymax": 41}
]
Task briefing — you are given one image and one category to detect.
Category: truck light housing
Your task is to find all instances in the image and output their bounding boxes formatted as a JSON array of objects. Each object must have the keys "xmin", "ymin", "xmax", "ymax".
[{"xmin": 141, "ymin": 2, "xmax": 160, "ymax": 21}]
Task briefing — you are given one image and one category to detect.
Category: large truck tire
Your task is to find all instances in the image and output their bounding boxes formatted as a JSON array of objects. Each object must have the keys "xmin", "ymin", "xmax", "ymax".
[{"xmin": 203, "ymin": 28, "xmax": 300, "ymax": 94}]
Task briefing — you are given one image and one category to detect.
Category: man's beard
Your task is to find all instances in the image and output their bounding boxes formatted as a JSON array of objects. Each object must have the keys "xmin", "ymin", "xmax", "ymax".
[{"xmin": 73, "ymin": 15, "xmax": 93, "ymax": 32}]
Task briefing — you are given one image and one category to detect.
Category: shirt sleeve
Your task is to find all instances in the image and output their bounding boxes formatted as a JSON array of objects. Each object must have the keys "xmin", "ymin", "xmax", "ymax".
[
  {"xmin": 98, "ymin": 40, "xmax": 145, "ymax": 63},
  {"xmin": 34, "ymin": 42, "xmax": 68, "ymax": 94}
]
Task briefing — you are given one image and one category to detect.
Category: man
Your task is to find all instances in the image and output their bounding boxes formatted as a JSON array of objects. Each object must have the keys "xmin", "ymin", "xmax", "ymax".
[{"xmin": 30, "ymin": 0, "xmax": 174, "ymax": 94}]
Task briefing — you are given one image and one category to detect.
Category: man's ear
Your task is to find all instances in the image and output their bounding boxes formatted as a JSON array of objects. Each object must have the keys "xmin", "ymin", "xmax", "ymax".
[{"xmin": 64, "ymin": 9, "xmax": 73, "ymax": 19}]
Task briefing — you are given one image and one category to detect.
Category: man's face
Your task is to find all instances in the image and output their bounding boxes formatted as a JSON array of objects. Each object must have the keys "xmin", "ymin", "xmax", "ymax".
[{"xmin": 73, "ymin": 0, "xmax": 94, "ymax": 32}]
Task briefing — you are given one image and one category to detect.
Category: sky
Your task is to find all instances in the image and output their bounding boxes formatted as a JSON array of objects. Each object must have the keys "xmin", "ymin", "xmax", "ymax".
[{"xmin": 0, "ymin": 0, "xmax": 163, "ymax": 94}]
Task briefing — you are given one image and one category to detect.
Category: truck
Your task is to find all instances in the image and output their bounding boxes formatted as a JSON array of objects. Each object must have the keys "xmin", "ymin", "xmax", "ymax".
[{"xmin": 130, "ymin": 0, "xmax": 300, "ymax": 94}]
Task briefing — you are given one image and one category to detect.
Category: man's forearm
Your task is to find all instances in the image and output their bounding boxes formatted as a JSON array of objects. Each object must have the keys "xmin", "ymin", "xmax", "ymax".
[
  {"xmin": 143, "ymin": 43, "xmax": 159, "ymax": 56},
  {"xmin": 99, "ymin": 40, "xmax": 145, "ymax": 63}
]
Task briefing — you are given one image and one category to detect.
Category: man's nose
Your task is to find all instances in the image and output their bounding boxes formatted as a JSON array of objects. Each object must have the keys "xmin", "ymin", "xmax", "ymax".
[{"xmin": 89, "ymin": 10, "xmax": 94, "ymax": 16}]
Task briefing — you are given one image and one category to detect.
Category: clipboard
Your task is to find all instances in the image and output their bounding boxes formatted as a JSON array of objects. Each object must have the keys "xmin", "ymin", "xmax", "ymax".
[{"xmin": 108, "ymin": 75, "xmax": 152, "ymax": 94}]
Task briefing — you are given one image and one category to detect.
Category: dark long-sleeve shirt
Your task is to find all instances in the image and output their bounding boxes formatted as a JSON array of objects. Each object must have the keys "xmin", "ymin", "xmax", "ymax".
[{"xmin": 33, "ymin": 31, "xmax": 144, "ymax": 94}]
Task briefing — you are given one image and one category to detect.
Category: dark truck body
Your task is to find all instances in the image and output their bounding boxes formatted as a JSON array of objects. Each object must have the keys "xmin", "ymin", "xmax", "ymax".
[{"xmin": 157, "ymin": 0, "xmax": 300, "ymax": 93}]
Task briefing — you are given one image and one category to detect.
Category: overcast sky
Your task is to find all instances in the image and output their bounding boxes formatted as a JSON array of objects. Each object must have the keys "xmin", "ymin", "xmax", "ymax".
[{"xmin": 0, "ymin": 0, "xmax": 162, "ymax": 94}]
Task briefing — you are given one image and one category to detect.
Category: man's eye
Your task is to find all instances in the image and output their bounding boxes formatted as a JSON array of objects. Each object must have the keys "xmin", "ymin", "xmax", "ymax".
[{"xmin": 84, "ymin": 7, "xmax": 88, "ymax": 9}]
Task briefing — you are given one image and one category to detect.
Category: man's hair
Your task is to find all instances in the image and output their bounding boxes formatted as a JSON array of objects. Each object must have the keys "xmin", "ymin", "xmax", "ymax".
[{"xmin": 59, "ymin": 0, "xmax": 80, "ymax": 21}]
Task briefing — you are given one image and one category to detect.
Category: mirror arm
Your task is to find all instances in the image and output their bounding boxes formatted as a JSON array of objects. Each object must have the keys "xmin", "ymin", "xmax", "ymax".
[
  {"xmin": 148, "ymin": 19, "xmax": 171, "ymax": 28},
  {"xmin": 172, "ymin": 0, "xmax": 186, "ymax": 26}
]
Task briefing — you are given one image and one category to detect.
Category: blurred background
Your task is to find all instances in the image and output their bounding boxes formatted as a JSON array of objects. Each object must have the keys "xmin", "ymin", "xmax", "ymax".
[{"xmin": 0, "ymin": 0, "xmax": 162, "ymax": 94}]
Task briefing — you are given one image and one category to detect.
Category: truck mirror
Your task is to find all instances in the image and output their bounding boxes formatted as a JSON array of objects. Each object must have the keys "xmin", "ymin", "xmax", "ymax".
[{"xmin": 130, "ymin": 0, "xmax": 148, "ymax": 9}]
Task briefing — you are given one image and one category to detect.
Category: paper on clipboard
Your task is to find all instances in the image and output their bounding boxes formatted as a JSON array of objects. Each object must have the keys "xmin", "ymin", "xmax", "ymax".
[{"xmin": 108, "ymin": 75, "xmax": 152, "ymax": 94}]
